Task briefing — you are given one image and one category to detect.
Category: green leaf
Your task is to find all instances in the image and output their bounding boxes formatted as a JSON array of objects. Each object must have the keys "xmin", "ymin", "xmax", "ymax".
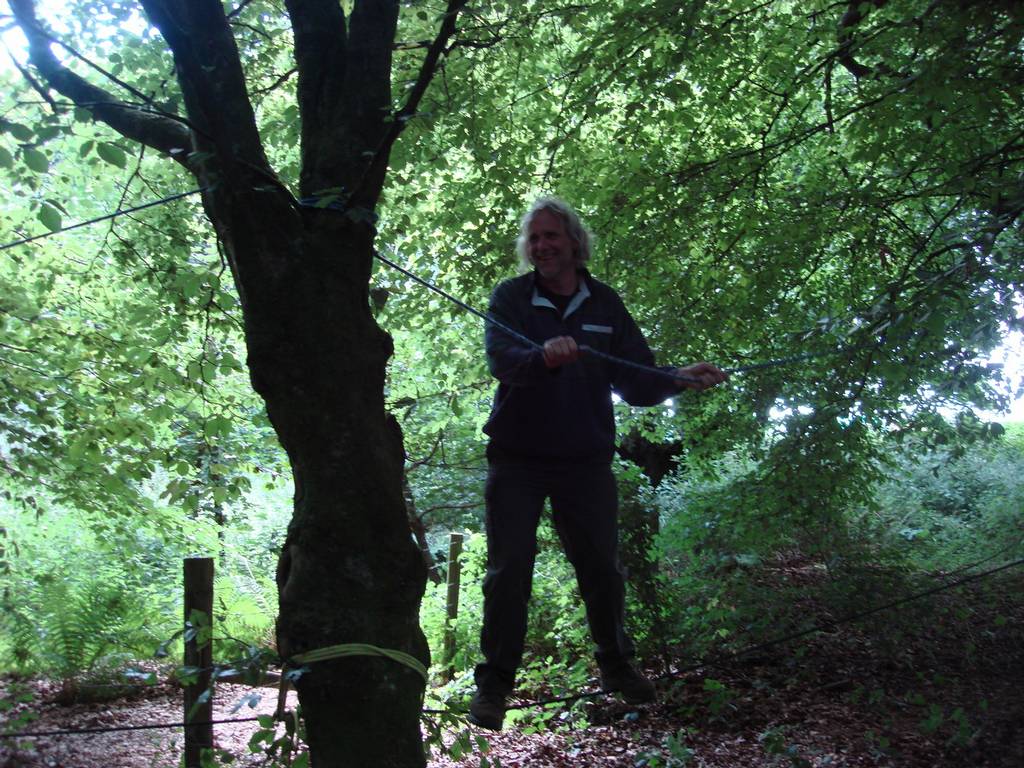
[
  {"xmin": 96, "ymin": 142, "xmax": 127, "ymax": 168},
  {"xmin": 0, "ymin": 146, "xmax": 12, "ymax": 169},
  {"xmin": 37, "ymin": 203, "xmax": 62, "ymax": 232},
  {"xmin": 22, "ymin": 147, "xmax": 49, "ymax": 173},
  {"xmin": 7, "ymin": 122, "xmax": 33, "ymax": 141},
  {"xmin": 68, "ymin": 436, "xmax": 91, "ymax": 460},
  {"xmin": 248, "ymin": 729, "xmax": 274, "ymax": 751}
]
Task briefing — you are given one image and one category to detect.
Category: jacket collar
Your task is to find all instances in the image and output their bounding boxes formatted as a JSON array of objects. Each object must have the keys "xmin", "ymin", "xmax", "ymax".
[{"xmin": 529, "ymin": 268, "xmax": 591, "ymax": 319}]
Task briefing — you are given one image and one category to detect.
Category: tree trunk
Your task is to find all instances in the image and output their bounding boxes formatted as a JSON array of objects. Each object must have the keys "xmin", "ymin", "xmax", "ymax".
[
  {"xmin": 618, "ymin": 473, "xmax": 664, "ymax": 652},
  {"xmin": 617, "ymin": 430, "xmax": 682, "ymax": 657},
  {"xmin": 226, "ymin": 212, "xmax": 430, "ymax": 767},
  {"xmin": 123, "ymin": 167, "xmax": 429, "ymax": 765},
  {"xmin": 10, "ymin": 1, "xmax": 468, "ymax": 763},
  {"xmin": 405, "ymin": 471, "xmax": 442, "ymax": 585}
]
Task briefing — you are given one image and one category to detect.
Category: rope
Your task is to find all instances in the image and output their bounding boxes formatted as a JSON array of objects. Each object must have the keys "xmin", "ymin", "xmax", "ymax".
[
  {"xmin": 0, "ymin": 188, "xmax": 206, "ymax": 252},
  {"xmin": 0, "ymin": 186, "xmax": 884, "ymax": 383},
  {"xmin": 3, "ymin": 189, "xmax": 1014, "ymax": 736},
  {"xmin": 373, "ymin": 248, "xmax": 981, "ymax": 384},
  {"xmin": 273, "ymin": 642, "xmax": 428, "ymax": 722},
  {"xmin": 722, "ymin": 346, "xmax": 871, "ymax": 375},
  {"xmin": 476, "ymin": 556, "xmax": 1024, "ymax": 714},
  {"xmin": 679, "ymin": 556, "xmax": 1024, "ymax": 673},
  {"xmin": 1, "ymin": 644, "xmax": 427, "ymax": 740},
  {"xmin": 289, "ymin": 642, "xmax": 429, "ymax": 682},
  {"xmin": 0, "ymin": 716, "xmax": 261, "ymax": 739},
  {"xmin": 938, "ymin": 538, "xmax": 1024, "ymax": 579},
  {"xmin": 308, "ymin": 201, "xmax": 856, "ymax": 384},
  {"xmin": 379, "ymin": 245, "xmax": 888, "ymax": 384},
  {"xmin": 4, "ymin": 557, "xmax": 1019, "ymax": 736},
  {"xmin": 372, "ymin": 251, "xmax": 541, "ymax": 354},
  {"xmin": 375, "ymin": 249, "xmax": 699, "ymax": 386}
]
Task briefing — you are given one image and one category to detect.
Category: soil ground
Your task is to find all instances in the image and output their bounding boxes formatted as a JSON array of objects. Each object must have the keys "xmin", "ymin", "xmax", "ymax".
[{"xmin": 2, "ymin": 570, "xmax": 1021, "ymax": 768}]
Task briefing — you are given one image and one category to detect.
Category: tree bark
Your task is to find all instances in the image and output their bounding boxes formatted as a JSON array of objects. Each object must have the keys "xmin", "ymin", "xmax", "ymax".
[
  {"xmin": 404, "ymin": 471, "xmax": 442, "ymax": 585},
  {"xmin": 253, "ymin": 217, "xmax": 430, "ymax": 768}
]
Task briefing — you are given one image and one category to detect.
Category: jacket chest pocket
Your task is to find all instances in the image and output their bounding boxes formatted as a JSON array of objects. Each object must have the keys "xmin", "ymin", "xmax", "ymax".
[{"xmin": 576, "ymin": 314, "xmax": 615, "ymax": 353}]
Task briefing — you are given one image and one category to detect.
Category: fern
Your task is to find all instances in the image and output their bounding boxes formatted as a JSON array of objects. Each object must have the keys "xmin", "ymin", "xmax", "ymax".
[{"xmin": 0, "ymin": 553, "xmax": 163, "ymax": 683}]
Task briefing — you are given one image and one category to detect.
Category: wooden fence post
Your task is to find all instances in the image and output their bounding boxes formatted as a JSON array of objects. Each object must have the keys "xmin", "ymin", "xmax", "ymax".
[
  {"xmin": 441, "ymin": 532, "xmax": 464, "ymax": 682},
  {"xmin": 184, "ymin": 557, "xmax": 214, "ymax": 768}
]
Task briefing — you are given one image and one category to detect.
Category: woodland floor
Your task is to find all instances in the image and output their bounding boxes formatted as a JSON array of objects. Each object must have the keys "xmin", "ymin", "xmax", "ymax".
[{"xmin": 1, "ymin": 569, "xmax": 1022, "ymax": 768}]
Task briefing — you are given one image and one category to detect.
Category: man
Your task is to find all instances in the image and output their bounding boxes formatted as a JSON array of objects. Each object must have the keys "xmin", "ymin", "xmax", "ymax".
[{"xmin": 469, "ymin": 196, "xmax": 727, "ymax": 731}]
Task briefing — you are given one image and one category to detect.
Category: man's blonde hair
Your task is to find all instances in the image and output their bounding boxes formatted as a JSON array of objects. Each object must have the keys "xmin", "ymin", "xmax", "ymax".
[{"xmin": 515, "ymin": 196, "xmax": 594, "ymax": 270}]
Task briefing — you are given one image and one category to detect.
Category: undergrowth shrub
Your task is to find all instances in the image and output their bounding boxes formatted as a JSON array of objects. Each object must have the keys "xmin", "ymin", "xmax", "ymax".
[
  {"xmin": 0, "ymin": 496, "xmax": 180, "ymax": 693},
  {"xmin": 654, "ymin": 452, "xmax": 783, "ymax": 656},
  {"xmin": 421, "ymin": 532, "xmax": 486, "ymax": 682},
  {"xmin": 0, "ymin": 544, "xmax": 173, "ymax": 690},
  {"xmin": 651, "ymin": 419, "xmax": 1024, "ymax": 664},
  {"xmin": 524, "ymin": 518, "xmax": 590, "ymax": 669},
  {"xmin": 0, "ymin": 472, "xmax": 293, "ymax": 695},
  {"xmin": 653, "ymin": 417, "xmax": 904, "ymax": 657},
  {"xmin": 212, "ymin": 570, "xmax": 277, "ymax": 659},
  {"xmin": 870, "ymin": 431, "xmax": 1024, "ymax": 569},
  {"xmin": 420, "ymin": 517, "xmax": 592, "ymax": 694}
]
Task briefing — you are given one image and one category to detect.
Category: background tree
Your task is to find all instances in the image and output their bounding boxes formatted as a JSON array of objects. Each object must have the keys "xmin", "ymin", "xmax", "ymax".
[{"xmin": 385, "ymin": 0, "xmax": 1022, "ymax": 553}]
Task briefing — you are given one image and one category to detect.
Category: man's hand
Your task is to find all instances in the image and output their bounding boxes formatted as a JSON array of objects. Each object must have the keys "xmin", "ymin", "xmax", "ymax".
[
  {"xmin": 542, "ymin": 335, "xmax": 579, "ymax": 368},
  {"xmin": 673, "ymin": 362, "xmax": 728, "ymax": 391}
]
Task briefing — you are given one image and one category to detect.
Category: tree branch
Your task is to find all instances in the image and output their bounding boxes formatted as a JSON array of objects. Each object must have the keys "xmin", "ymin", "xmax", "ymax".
[
  {"xmin": 226, "ymin": 0, "xmax": 257, "ymax": 21},
  {"xmin": 417, "ymin": 501, "xmax": 482, "ymax": 519},
  {"xmin": 4, "ymin": 44, "xmax": 57, "ymax": 111},
  {"xmin": 672, "ymin": 76, "xmax": 919, "ymax": 185},
  {"xmin": 346, "ymin": 0, "xmax": 468, "ymax": 208},
  {"xmin": 230, "ymin": 19, "xmax": 273, "ymax": 42},
  {"xmin": 38, "ymin": 24, "xmax": 157, "ymax": 105},
  {"xmin": 836, "ymin": 0, "xmax": 889, "ymax": 79},
  {"xmin": 282, "ymin": 0, "xmax": 349, "ymax": 194},
  {"xmin": 391, "ymin": 0, "xmax": 468, "ymax": 138},
  {"xmin": 18, "ymin": 99, "xmax": 200, "ymax": 133},
  {"xmin": 138, "ymin": 0, "xmax": 269, "ymax": 173},
  {"xmin": 9, "ymin": 0, "xmax": 192, "ymax": 164},
  {"xmin": 251, "ymin": 67, "xmax": 299, "ymax": 97}
]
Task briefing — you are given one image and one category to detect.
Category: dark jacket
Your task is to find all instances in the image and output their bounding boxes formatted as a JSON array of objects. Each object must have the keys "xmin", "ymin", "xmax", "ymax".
[{"xmin": 483, "ymin": 269, "xmax": 680, "ymax": 462}]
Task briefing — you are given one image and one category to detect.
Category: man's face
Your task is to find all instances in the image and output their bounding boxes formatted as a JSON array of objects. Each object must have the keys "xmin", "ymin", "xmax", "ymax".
[{"xmin": 527, "ymin": 209, "xmax": 577, "ymax": 285}]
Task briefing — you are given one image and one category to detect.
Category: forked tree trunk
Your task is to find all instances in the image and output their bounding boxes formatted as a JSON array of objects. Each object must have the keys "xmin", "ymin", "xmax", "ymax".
[
  {"xmin": 10, "ymin": 0, "xmax": 468, "ymax": 764},
  {"xmin": 219, "ymin": 208, "xmax": 431, "ymax": 766}
]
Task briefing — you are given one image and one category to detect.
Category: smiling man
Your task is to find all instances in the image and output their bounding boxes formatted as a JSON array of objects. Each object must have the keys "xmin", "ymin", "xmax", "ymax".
[{"xmin": 468, "ymin": 196, "xmax": 727, "ymax": 731}]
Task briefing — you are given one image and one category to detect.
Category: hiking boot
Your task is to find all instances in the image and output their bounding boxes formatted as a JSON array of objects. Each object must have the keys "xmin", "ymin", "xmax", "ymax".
[
  {"xmin": 600, "ymin": 663, "xmax": 657, "ymax": 704},
  {"xmin": 468, "ymin": 688, "xmax": 507, "ymax": 731}
]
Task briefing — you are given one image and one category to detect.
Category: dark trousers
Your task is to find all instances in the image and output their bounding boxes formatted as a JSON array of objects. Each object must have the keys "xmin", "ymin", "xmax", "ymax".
[{"xmin": 474, "ymin": 453, "xmax": 635, "ymax": 694}]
